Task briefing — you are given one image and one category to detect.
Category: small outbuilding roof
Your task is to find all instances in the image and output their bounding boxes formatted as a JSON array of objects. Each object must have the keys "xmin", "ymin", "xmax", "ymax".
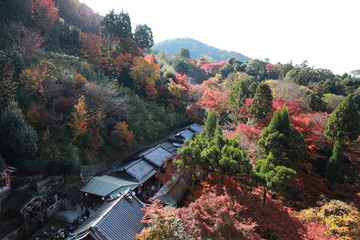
[{"xmin": 80, "ymin": 175, "xmax": 138, "ymax": 197}]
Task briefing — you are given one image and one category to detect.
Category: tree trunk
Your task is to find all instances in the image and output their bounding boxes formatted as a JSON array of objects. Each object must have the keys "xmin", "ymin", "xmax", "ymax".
[
  {"xmin": 262, "ymin": 186, "xmax": 267, "ymax": 206},
  {"xmin": 191, "ymin": 162, "xmax": 196, "ymax": 194},
  {"xmin": 204, "ymin": 163, "xmax": 209, "ymax": 180}
]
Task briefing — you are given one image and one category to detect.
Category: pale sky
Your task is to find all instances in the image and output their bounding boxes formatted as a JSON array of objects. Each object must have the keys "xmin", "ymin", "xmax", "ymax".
[{"xmin": 79, "ymin": 0, "xmax": 360, "ymax": 75}]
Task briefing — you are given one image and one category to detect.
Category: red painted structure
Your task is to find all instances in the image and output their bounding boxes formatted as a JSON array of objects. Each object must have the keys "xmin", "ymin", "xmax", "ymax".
[{"xmin": 0, "ymin": 167, "xmax": 16, "ymax": 195}]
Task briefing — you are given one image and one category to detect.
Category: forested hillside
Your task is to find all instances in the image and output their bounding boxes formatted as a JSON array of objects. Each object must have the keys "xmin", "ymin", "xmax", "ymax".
[
  {"xmin": 1, "ymin": 1, "xmax": 360, "ymax": 239},
  {"xmin": 153, "ymin": 37, "xmax": 251, "ymax": 62},
  {"xmin": 0, "ymin": 0, "xmax": 186, "ymax": 174}
]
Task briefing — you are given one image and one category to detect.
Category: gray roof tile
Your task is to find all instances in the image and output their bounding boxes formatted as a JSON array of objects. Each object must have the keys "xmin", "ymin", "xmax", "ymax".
[
  {"xmin": 142, "ymin": 145, "xmax": 173, "ymax": 168},
  {"xmin": 122, "ymin": 160, "xmax": 157, "ymax": 182},
  {"xmin": 91, "ymin": 190, "xmax": 146, "ymax": 240},
  {"xmin": 189, "ymin": 123, "xmax": 204, "ymax": 134},
  {"xmin": 180, "ymin": 129, "xmax": 196, "ymax": 140}
]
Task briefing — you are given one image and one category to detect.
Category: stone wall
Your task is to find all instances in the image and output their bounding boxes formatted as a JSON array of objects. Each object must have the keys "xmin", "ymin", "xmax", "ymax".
[
  {"xmin": 80, "ymin": 161, "xmax": 106, "ymax": 176},
  {"xmin": 45, "ymin": 201, "xmax": 61, "ymax": 218},
  {"xmin": 32, "ymin": 176, "xmax": 63, "ymax": 196}
]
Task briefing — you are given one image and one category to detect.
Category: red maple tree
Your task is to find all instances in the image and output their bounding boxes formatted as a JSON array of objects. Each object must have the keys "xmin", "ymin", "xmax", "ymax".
[
  {"xmin": 31, "ymin": 0, "xmax": 59, "ymax": 28},
  {"xmin": 79, "ymin": 33, "xmax": 106, "ymax": 66}
]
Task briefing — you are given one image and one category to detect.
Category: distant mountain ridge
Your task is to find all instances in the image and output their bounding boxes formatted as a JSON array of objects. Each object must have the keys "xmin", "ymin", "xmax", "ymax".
[{"xmin": 153, "ymin": 38, "xmax": 251, "ymax": 62}]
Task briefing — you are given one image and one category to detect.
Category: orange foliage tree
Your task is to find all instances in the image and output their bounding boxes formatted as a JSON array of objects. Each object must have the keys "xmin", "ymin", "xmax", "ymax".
[
  {"xmin": 129, "ymin": 54, "xmax": 160, "ymax": 93},
  {"xmin": 67, "ymin": 95, "xmax": 88, "ymax": 143},
  {"xmin": 31, "ymin": 0, "xmax": 59, "ymax": 29},
  {"xmin": 145, "ymin": 83, "xmax": 158, "ymax": 101},
  {"xmin": 74, "ymin": 73, "xmax": 87, "ymax": 87},
  {"xmin": 114, "ymin": 121, "xmax": 135, "ymax": 148},
  {"xmin": 27, "ymin": 61, "xmax": 58, "ymax": 102},
  {"xmin": 113, "ymin": 53, "xmax": 133, "ymax": 75}
]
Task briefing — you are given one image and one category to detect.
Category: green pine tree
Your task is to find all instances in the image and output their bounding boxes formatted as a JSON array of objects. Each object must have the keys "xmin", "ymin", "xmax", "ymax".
[
  {"xmin": 249, "ymin": 82, "xmax": 273, "ymax": 123},
  {"xmin": 324, "ymin": 95, "xmax": 360, "ymax": 144},
  {"xmin": 254, "ymin": 153, "xmax": 297, "ymax": 205},
  {"xmin": 257, "ymin": 106, "xmax": 308, "ymax": 170},
  {"xmin": 176, "ymin": 110, "xmax": 252, "ymax": 192}
]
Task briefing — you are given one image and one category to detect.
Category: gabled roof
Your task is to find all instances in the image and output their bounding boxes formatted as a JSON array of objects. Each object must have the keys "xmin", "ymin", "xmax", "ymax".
[
  {"xmin": 189, "ymin": 123, "xmax": 204, "ymax": 134},
  {"xmin": 160, "ymin": 141, "xmax": 181, "ymax": 154},
  {"xmin": 179, "ymin": 123, "xmax": 204, "ymax": 134},
  {"xmin": 73, "ymin": 189, "xmax": 146, "ymax": 240},
  {"xmin": 80, "ymin": 175, "xmax": 138, "ymax": 197},
  {"xmin": 119, "ymin": 159, "xmax": 157, "ymax": 183},
  {"xmin": 180, "ymin": 129, "xmax": 196, "ymax": 140},
  {"xmin": 168, "ymin": 134, "xmax": 186, "ymax": 144},
  {"xmin": 142, "ymin": 145, "xmax": 173, "ymax": 168},
  {"xmin": 168, "ymin": 123, "xmax": 204, "ymax": 144}
]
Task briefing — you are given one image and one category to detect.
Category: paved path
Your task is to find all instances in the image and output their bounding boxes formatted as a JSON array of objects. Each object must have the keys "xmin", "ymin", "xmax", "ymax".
[{"xmin": 52, "ymin": 202, "xmax": 95, "ymax": 224}]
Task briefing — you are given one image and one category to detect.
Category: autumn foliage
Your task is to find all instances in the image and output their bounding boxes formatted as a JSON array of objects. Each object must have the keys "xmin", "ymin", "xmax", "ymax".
[
  {"xmin": 301, "ymin": 200, "xmax": 360, "ymax": 239},
  {"xmin": 67, "ymin": 95, "xmax": 88, "ymax": 142},
  {"xmin": 130, "ymin": 54, "xmax": 160, "ymax": 93},
  {"xmin": 114, "ymin": 121, "xmax": 135, "ymax": 148},
  {"xmin": 79, "ymin": 33, "xmax": 105, "ymax": 66},
  {"xmin": 113, "ymin": 53, "xmax": 133, "ymax": 74},
  {"xmin": 74, "ymin": 73, "xmax": 87, "ymax": 87},
  {"xmin": 27, "ymin": 61, "xmax": 58, "ymax": 102},
  {"xmin": 31, "ymin": 0, "xmax": 59, "ymax": 28},
  {"xmin": 198, "ymin": 89, "xmax": 228, "ymax": 116},
  {"xmin": 145, "ymin": 83, "xmax": 158, "ymax": 101},
  {"xmin": 201, "ymin": 61, "xmax": 227, "ymax": 75},
  {"xmin": 139, "ymin": 184, "xmax": 337, "ymax": 239}
]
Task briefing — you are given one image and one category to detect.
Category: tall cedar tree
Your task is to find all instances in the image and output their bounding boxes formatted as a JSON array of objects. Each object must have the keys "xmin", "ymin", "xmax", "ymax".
[
  {"xmin": 204, "ymin": 109, "xmax": 217, "ymax": 138},
  {"xmin": 324, "ymin": 95, "xmax": 360, "ymax": 183},
  {"xmin": 101, "ymin": 10, "xmax": 132, "ymax": 38},
  {"xmin": 134, "ymin": 24, "xmax": 154, "ymax": 50},
  {"xmin": 178, "ymin": 47, "xmax": 190, "ymax": 59},
  {"xmin": 257, "ymin": 106, "xmax": 308, "ymax": 170},
  {"xmin": 325, "ymin": 140, "xmax": 344, "ymax": 184},
  {"xmin": 254, "ymin": 153, "xmax": 297, "ymax": 205},
  {"xmin": 0, "ymin": 101, "xmax": 38, "ymax": 166},
  {"xmin": 324, "ymin": 95, "xmax": 360, "ymax": 144},
  {"xmin": 249, "ymin": 82, "xmax": 273, "ymax": 123},
  {"xmin": 228, "ymin": 80, "xmax": 251, "ymax": 109}
]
